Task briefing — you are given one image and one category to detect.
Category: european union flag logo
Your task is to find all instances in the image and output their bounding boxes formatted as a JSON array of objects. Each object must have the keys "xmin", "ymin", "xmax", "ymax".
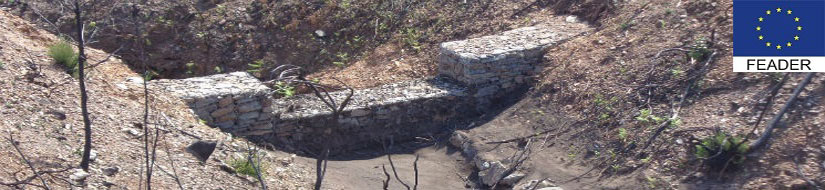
[{"xmin": 733, "ymin": 0, "xmax": 825, "ymax": 72}]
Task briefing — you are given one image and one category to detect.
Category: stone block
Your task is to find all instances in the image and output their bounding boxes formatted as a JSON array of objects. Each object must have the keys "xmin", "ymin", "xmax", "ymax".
[
  {"xmin": 239, "ymin": 111, "xmax": 260, "ymax": 120},
  {"xmin": 218, "ymin": 96, "xmax": 234, "ymax": 107},
  {"xmin": 238, "ymin": 101, "xmax": 263, "ymax": 113},
  {"xmin": 211, "ymin": 106, "xmax": 234, "ymax": 118},
  {"xmin": 215, "ymin": 113, "xmax": 237, "ymax": 123}
]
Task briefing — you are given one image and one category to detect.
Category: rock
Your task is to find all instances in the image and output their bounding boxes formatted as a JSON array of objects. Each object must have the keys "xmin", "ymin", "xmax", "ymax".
[
  {"xmin": 537, "ymin": 187, "xmax": 564, "ymax": 190},
  {"xmin": 350, "ymin": 109, "xmax": 370, "ymax": 117},
  {"xmin": 218, "ymin": 96, "xmax": 234, "ymax": 107},
  {"xmin": 211, "ymin": 106, "xmax": 234, "ymax": 117},
  {"xmin": 449, "ymin": 131, "xmax": 469, "ymax": 148},
  {"xmin": 565, "ymin": 15, "xmax": 580, "ymax": 23},
  {"xmin": 237, "ymin": 102, "xmax": 262, "ymax": 113},
  {"xmin": 479, "ymin": 161, "xmax": 508, "ymax": 186},
  {"xmin": 219, "ymin": 162, "xmax": 236, "ymax": 174},
  {"xmin": 314, "ymin": 30, "xmax": 326, "ymax": 37},
  {"xmin": 788, "ymin": 179, "xmax": 809, "ymax": 189},
  {"xmin": 102, "ymin": 166, "xmax": 119, "ymax": 176},
  {"xmin": 89, "ymin": 149, "xmax": 98, "ymax": 162},
  {"xmin": 121, "ymin": 128, "xmax": 140, "ymax": 136},
  {"xmin": 516, "ymin": 179, "xmax": 556, "ymax": 190},
  {"xmin": 102, "ymin": 180, "xmax": 116, "ymax": 187},
  {"xmin": 499, "ymin": 172, "xmax": 526, "ymax": 186},
  {"xmin": 186, "ymin": 141, "xmax": 217, "ymax": 162},
  {"xmin": 70, "ymin": 169, "xmax": 90, "ymax": 181}
]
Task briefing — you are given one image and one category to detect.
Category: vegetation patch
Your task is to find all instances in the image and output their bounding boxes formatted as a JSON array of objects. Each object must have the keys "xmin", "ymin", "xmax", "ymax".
[
  {"xmin": 695, "ymin": 132, "xmax": 748, "ymax": 171},
  {"xmin": 47, "ymin": 40, "xmax": 81, "ymax": 78},
  {"xmin": 230, "ymin": 155, "xmax": 267, "ymax": 178}
]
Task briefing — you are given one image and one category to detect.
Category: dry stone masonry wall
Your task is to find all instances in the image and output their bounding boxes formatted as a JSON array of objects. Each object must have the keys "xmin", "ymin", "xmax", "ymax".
[
  {"xmin": 151, "ymin": 72, "xmax": 276, "ymax": 136},
  {"xmin": 269, "ymin": 78, "xmax": 473, "ymax": 151},
  {"xmin": 155, "ymin": 24, "xmax": 588, "ymax": 151},
  {"xmin": 438, "ymin": 24, "xmax": 589, "ymax": 99}
]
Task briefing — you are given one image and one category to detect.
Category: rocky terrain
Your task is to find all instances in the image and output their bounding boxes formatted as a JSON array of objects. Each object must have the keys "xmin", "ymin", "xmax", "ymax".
[{"xmin": 0, "ymin": 0, "xmax": 823, "ymax": 190}]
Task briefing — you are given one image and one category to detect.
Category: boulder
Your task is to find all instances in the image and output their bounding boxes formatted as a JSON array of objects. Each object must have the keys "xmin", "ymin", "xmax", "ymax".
[{"xmin": 186, "ymin": 140, "xmax": 218, "ymax": 162}]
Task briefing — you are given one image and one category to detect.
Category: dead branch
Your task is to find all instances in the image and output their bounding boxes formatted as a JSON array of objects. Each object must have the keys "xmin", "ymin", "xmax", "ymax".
[
  {"xmin": 246, "ymin": 143, "xmax": 267, "ymax": 190},
  {"xmin": 491, "ymin": 139, "xmax": 531, "ymax": 189},
  {"xmin": 640, "ymin": 51, "xmax": 718, "ymax": 151},
  {"xmin": 749, "ymin": 73, "xmax": 816, "ymax": 151},
  {"xmin": 5, "ymin": 132, "xmax": 50, "ymax": 189},
  {"xmin": 73, "ymin": 0, "xmax": 94, "ymax": 172},
  {"xmin": 795, "ymin": 150, "xmax": 823, "ymax": 190},
  {"xmin": 485, "ymin": 128, "xmax": 556, "ymax": 144},
  {"xmin": 413, "ymin": 155, "xmax": 419, "ymax": 190},
  {"xmin": 387, "ymin": 153, "xmax": 411, "ymax": 190},
  {"xmin": 382, "ymin": 165, "xmax": 391, "ymax": 190},
  {"xmin": 270, "ymin": 65, "xmax": 353, "ymax": 190}
]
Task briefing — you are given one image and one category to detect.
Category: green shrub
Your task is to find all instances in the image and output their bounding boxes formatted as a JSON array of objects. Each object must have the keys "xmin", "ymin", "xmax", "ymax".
[
  {"xmin": 401, "ymin": 28, "xmax": 422, "ymax": 51},
  {"xmin": 274, "ymin": 81, "xmax": 296, "ymax": 97},
  {"xmin": 617, "ymin": 128, "xmax": 628, "ymax": 142},
  {"xmin": 248, "ymin": 59, "xmax": 264, "ymax": 75},
  {"xmin": 0, "ymin": 60, "xmax": 5, "ymax": 69},
  {"xmin": 48, "ymin": 40, "xmax": 81, "ymax": 77},
  {"xmin": 695, "ymin": 132, "xmax": 748, "ymax": 170},
  {"xmin": 230, "ymin": 155, "xmax": 266, "ymax": 177}
]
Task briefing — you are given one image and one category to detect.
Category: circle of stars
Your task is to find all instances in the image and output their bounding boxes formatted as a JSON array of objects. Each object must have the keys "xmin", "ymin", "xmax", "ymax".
[{"xmin": 757, "ymin": 7, "xmax": 802, "ymax": 50}]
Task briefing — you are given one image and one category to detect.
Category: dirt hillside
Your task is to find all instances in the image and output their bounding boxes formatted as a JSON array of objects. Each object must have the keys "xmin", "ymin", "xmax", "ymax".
[{"xmin": 0, "ymin": 10, "xmax": 313, "ymax": 189}]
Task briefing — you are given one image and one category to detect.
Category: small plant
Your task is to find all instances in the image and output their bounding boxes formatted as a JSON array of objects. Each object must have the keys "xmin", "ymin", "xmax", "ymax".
[
  {"xmin": 333, "ymin": 52, "xmax": 349, "ymax": 66},
  {"xmin": 618, "ymin": 128, "xmax": 628, "ymax": 142},
  {"xmin": 620, "ymin": 22, "xmax": 633, "ymax": 30},
  {"xmin": 248, "ymin": 59, "xmax": 264, "ymax": 75},
  {"xmin": 229, "ymin": 155, "xmax": 266, "ymax": 178},
  {"xmin": 48, "ymin": 40, "xmax": 81, "ymax": 77},
  {"xmin": 645, "ymin": 176, "xmax": 658, "ymax": 189},
  {"xmin": 640, "ymin": 155, "xmax": 652, "ymax": 163},
  {"xmin": 611, "ymin": 164, "xmax": 621, "ymax": 172},
  {"xmin": 214, "ymin": 66, "xmax": 223, "ymax": 73},
  {"xmin": 143, "ymin": 70, "xmax": 158, "ymax": 81},
  {"xmin": 185, "ymin": 62, "xmax": 196, "ymax": 75},
  {"xmin": 198, "ymin": 119, "xmax": 207, "ymax": 125},
  {"xmin": 0, "ymin": 60, "xmax": 5, "ymax": 69},
  {"xmin": 689, "ymin": 38, "xmax": 712, "ymax": 62},
  {"xmin": 636, "ymin": 109, "xmax": 665, "ymax": 124},
  {"xmin": 670, "ymin": 68, "xmax": 684, "ymax": 77},
  {"xmin": 274, "ymin": 81, "xmax": 296, "ymax": 97},
  {"xmin": 401, "ymin": 28, "xmax": 422, "ymax": 51},
  {"xmin": 695, "ymin": 132, "xmax": 748, "ymax": 170}
]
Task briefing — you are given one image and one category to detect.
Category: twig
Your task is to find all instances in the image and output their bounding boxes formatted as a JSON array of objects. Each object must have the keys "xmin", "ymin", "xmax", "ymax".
[
  {"xmin": 5, "ymin": 132, "xmax": 51, "ymax": 189},
  {"xmin": 485, "ymin": 128, "xmax": 556, "ymax": 144},
  {"xmin": 413, "ymin": 155, "xmax": 419, "ymax": 190},
  {"xmin": 381, "ymin": 165, "xmax": 391, "ymax": 190},
  {"xmin": 641, "ymin": 51, "xmax": 718, "ymax": 151},
  {"xmin": 387, "ymin": 153, "xmax": 411, "ymax": 190},
  {"xmin": 795, "ymin": 150, "xmax": 823, "ymax": 190}
]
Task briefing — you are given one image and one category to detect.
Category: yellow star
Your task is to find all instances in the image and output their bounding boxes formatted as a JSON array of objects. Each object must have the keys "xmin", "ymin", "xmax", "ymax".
[
  {"xmin": 776, "ymin": 45, "xmax": 782, "ymax": 49},
  {"xmin": 767, "ymin": 10, "xmax": 772, "ymax": 15},
  {"xmin": 787, "ymin": 10, "xmax": 792, "ymax": 14},
  {"xmin": 759, "ymin": 35, "xmax": 764, "ymax": 40},
  {"xmin": 766, "ymin": 42, "xmax": 772, "ymax": 47},
  {"xmin": 757, "ymin": 26, "xmax": 761, "ymax": 31},
  {"xmin": 795, "ymin": 17, "xmax": 800, "ymax": 22},
  {"xmin": 759, "ymin": 17, "xmax": 764, "ymax": 22},
  {"xmin": 776, "ymin": 8, "xmax": 782, "ymax": 13},
  {"xmin": 787, "ymin": 42, "xmax": 792, "ymax": 47},
  {"xmin": 798, "ymin": 26, "xmax": 803, "ymax": 30},
  {"xmin": 795, "ymin": 36, "xmax": 800, "ymax": 40}
]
